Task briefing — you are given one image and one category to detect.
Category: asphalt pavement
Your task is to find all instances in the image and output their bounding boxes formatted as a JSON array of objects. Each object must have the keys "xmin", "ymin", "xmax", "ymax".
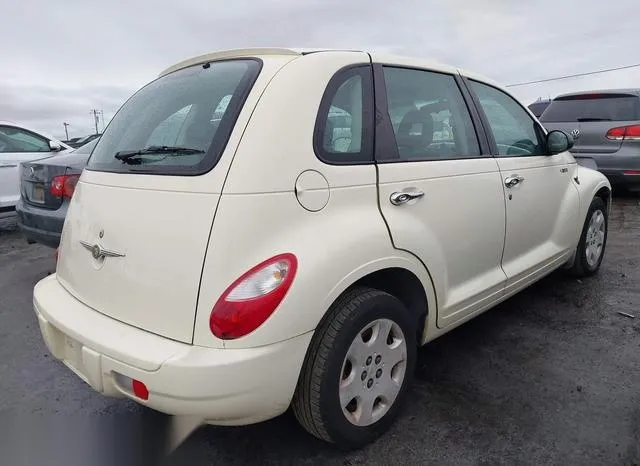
[{"xmin": 1, "ymin": 196, "xmax": 639, "ymax": 465}]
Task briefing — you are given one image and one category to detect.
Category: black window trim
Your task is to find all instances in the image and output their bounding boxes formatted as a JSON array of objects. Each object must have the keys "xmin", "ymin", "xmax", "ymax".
[
  {"xmin": 312, "ymin": 63, "xmax": 375, "ymax": 166},
  {"xmin": 371, "ymin": 63, "xmax": 489, "ymax": 164},
  {"xmin": 85, "ymin": 57, "xmax": 264, "ymax": 177},
  {"xmin": 0, "ymin": 124, "xmax": 53, "ymax": 153},
  {"xmin": 461, "ymin": 77, "xmax": 551, "ymax": 158}
]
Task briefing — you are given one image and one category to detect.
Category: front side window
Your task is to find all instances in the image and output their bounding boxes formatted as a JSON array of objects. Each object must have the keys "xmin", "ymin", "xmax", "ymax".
[
  {"xmin": 314, "ymin": 66, "xmax": 374, "ymax": 164},
  {"xmin": 0, "ymin": 126, "xmax": 50, "ymax": 153},
  {"xmin": 382, "ymin": 67, "xmax": 480, "ymax": 161},
  {"xmin": 87, "ymin": 59, "xmax": 261, "ymax": 175},
  {"xmin": 470, "ymin": 81, "xmax": 545, "ymax": 157}
]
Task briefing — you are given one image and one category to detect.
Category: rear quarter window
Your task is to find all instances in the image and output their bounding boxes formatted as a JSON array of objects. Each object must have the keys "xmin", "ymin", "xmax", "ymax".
[{"xmin": 86, "ymin": 59, "xmax": 262, "ymax": 175}]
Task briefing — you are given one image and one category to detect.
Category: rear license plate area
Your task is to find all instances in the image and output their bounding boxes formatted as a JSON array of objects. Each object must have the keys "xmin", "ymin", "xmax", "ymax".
[
  {"xmin": 31, "ymin": 184, "xmax": 45, "ymax": 203},
  {"xmin": 63, "ymin": 335, "xmax": 86, "ymax": 377}
]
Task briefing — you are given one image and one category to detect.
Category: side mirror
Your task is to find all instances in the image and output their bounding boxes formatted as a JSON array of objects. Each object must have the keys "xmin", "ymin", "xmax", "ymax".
[
  {"xmin": 49, "ymin": 140, "xmax": 63, "ymax": 151},
  {"xmin": 546, "ymin": 130, "xmax": 574, "ymax": 154}
]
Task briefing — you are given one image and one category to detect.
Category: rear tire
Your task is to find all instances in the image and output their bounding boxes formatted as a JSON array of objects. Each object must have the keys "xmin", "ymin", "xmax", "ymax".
[
  {"xmin": 569, "ymin": 196, "xmax": 608, "ymax": 277},
  {"xmin": 292, "ymin": 287, "xmax": 417, "ymax": 450}
]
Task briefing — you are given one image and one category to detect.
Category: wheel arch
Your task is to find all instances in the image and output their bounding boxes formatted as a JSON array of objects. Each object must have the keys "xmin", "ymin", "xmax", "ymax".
[
  {"xmin": 594, "ymin": 185, "xmax": 612, "ymax": 214},
  {"xmin": 316, "ymin": 258, "xmax": 438, "ymax": 346},
  {"xmin": 575, "ymin": 165, "xmax": 612, "ymax": 225}
]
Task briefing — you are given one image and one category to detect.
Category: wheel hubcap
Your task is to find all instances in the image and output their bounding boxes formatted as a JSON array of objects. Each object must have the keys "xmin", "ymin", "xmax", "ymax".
[
  {"xmin": 585, "ymin": 209, "xmax": 606, "ymax": 267},
  {"xmin": 339, "ymin": 318, "xmax": 407, "ymax": 427}
]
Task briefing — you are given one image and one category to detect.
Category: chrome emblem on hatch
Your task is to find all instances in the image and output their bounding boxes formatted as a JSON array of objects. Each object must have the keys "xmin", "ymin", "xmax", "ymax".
[
  {"xmin": 80, "ymin": 241, "xmax": 125, "ymax": 260},
  {"xmin": 570, "ymin": 128, "xmax": 580, "ymax": 139}
]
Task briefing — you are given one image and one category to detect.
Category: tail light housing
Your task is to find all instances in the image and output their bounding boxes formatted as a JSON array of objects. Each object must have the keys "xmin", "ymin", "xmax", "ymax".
[
  {"xmin": 210, "ymin": 253, "xmax": 298, "ymax": 340},
  {"xmin": 50, "ymin": 174, "xmax": 80, "ymax": 199},
  {"xmin": 606, "ymin": 125, "xmax": 640, "ymax": 141}
]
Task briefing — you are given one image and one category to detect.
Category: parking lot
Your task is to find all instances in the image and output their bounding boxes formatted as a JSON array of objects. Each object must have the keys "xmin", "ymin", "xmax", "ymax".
[{"xmin": 1, "ymin": 194, "xmax": 639, "ymax": 465}]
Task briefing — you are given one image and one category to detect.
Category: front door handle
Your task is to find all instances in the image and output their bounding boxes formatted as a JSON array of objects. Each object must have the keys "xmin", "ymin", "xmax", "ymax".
[
  {"xmin": 504, "ymin": 175, "xmax": 524, "ymax": 188},
  {"xmin": 390, "ymin": 189, "xmax": 425, "ymax": 205},
  {"xmin": 0, "ymin": 164, "xmax": 18, "ymax": 168}
]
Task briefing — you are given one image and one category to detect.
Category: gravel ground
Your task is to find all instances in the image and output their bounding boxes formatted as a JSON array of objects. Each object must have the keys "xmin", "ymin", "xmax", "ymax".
[{"xmin": 0, "ymin": 195, "xmax": 639, "ymax": 465}]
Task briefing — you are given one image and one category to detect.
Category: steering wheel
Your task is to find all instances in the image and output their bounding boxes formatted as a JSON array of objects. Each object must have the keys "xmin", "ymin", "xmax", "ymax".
[{"xmin": 507, "ymin": 139, "xmax": 536, "ymax": 156}]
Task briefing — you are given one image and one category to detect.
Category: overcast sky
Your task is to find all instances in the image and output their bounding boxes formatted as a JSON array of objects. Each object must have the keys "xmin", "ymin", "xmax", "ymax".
[{"xmin": 2, "ymin": 0, "xmax": 640, "ymax": 140}]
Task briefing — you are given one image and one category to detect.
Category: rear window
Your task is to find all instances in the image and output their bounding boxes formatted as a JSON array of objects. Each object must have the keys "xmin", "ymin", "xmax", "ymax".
[
  {"xmin": 540, "ymin": 94, "xmax": 640, "ymax": 122},
  {"xmin": 87, "ymin": 59, "xmax": 261, "ymax": 175},
  {"xmin": 528, "ymin": 101, "xmax": 549, "ymax": 118},
  {"xmin": 73, "ymin": 138, "xmax": 100, "ymax": 155}
]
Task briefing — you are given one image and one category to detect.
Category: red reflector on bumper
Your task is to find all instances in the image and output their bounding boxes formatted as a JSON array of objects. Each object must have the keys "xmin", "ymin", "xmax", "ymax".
[
  {"xmin": 132, "ymin": 379, "xmax": 149, "ymax": 400},
  {"xmin": 623, "ymin": 170, "xmax": 640, "ymax": 175}
]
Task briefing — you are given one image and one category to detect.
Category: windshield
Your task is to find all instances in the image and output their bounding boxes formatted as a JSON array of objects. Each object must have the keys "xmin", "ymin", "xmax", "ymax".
[
  {"xmin": 86, "ymin": 59, "xmax": 261, "ymax": 175},
  {"xmin": 541, "ymin": 94, "xmax": 640, "ymax": 122}
]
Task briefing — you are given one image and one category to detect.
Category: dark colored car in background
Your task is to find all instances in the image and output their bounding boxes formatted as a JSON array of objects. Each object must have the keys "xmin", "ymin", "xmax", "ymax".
[
  {"xmin": 540, "ymin": 89, "xmax": 640, "ymax": 192},
  {"xmin": 528, "ymin": 99, "xmax": 551, "ymax": 118},
  {"xmin": 67, "ymin": 133, "xmax": 102, "ymax": 148},
  {"xmin": 15, "ymin": 138, "xmax": 99, "ymax": 247}
]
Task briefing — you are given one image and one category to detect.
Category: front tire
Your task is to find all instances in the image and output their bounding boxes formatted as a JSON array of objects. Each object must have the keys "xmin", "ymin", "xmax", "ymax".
[
  {"xmin": 292, "ymin": 287, "xmax": 417, "ymax": 450},
  {"xmin": 570, "ymin": 196, "xmax": 608, "ymax": 277}
]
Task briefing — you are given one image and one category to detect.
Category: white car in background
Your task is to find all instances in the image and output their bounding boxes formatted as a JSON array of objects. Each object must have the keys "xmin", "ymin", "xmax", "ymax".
[{"xmin": 0, "ymin": 121, "xmax": 71, "ymax": 218}]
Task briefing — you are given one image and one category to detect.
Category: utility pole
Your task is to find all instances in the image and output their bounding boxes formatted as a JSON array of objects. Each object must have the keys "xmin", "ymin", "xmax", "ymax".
[
  {"xmin": 89, "ymin": 109, "xmax": 103, "ymax": 135},
  {"xmin": 63, "ymin": 122, "xmax": 70, "ymax": 141}
]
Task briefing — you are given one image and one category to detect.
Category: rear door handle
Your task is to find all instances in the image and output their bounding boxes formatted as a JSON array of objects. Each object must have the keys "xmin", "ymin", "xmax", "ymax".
[
  {"xmin": 504, "ymin": 175, "xmax": 524, "ymax": 188},
  {"xmin": 390, "ymin": 189, "xmax": 425, "ymax": 205}
]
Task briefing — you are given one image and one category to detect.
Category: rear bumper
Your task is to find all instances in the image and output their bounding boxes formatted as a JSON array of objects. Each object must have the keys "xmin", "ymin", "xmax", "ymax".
[
  {"xmin": 599, "ymin": 170, "xmax": 640, "ymax": 191},
  {"xmin": 33, "ymin": 274, "xmax": 312, "ymax": 425},
  {"xmin": 15, "ymin": 198, "xmax": 66, "ymax": 248},
  {"xmin": 573, "ymin": 152, "xmax": 640, "ymax": 191}
]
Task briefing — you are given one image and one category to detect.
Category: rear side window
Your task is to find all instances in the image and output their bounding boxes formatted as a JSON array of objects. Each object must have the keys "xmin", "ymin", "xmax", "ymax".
[
  {"xmin": 381, "ymin": 67, "xmax": 481, "ymax": 160},
  {"xmin": 87, "ymin": 59, "xmax": 261, "ymax": 175},
  {"xmin": 540, "ymin": 94, "xmax": 640, "ymax": 122},
  {"xmin": 314, "ymin": 66, "xmax": 374, "ymax": 164},
  {"xmin": 0, "ymin": 126, "xmax": 51, "ymax": 153}
]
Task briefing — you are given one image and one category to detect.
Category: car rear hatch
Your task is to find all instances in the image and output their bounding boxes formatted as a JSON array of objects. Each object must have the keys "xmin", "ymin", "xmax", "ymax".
[
  {"xmin": 21, "ymin": 153, "xmax": 88, "ymax": 209},
  {"xmin": 54, "ymin": 54, "xmax": 296, "ymax": 344},
  {"xmin": 540, "ymin": 92, "xmax": 640, "ymax": 155}
]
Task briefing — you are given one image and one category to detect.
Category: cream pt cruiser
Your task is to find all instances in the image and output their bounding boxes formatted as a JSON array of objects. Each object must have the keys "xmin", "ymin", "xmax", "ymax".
[{"xmin": 33, "ymin": 48, "xmax": 611, "ymax": 449}]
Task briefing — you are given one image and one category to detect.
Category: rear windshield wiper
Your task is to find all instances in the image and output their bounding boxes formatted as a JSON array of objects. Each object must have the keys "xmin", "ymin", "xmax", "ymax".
[
  {"xmin": 576, "ymin": 117, "xmax": 612, "ymax": 122},
  {"xmin": 114, "ymin": 146, "xmax": 205, "ymax": 162}
]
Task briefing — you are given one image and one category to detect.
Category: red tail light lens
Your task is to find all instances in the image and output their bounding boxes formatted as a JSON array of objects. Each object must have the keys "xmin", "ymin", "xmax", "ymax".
[
  {"xmin": 50, "ymin": 174, "xmax": 80, "ymax": 199},
  {"xmin": 132, "ymin": 379, "xmax": 149, "ymax": 400},
  {"xmin": 210, "ymin": 253, "xmax": 298, "ymax": 340},
  {"xmin": 606, "ymin": 125, "xmax": 640, "ymax": 141}
]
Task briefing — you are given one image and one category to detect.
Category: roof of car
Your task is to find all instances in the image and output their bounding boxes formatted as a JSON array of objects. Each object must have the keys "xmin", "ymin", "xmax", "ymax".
[
  {"xmin": 157, "ymin": 47, "xmax": 502, "ymax": 89},
  {"xmin": 553, "ymin": 88, "xmax": 640, "ymax": 100}
]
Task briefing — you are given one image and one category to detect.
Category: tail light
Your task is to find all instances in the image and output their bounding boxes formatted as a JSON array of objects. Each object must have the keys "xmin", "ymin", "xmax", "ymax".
[
  {"xmin": 606, "ymin": 125, "xmax": 640, "ymax": 141},
  {"xmin": 132, "ymin": 379, "xmax": 149, "ymax": 400},
  {"xmin": 210, "ymin": 253, "xmax": 298, "ymax": 340},
  {"xmin": 50, "ymin": 174, "xmax": 80, "ymax": 199}
]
